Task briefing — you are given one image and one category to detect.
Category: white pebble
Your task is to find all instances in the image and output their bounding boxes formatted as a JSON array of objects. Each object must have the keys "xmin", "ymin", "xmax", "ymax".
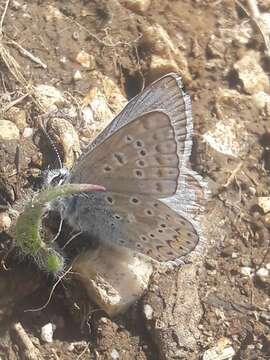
[
  {"xmin": 110, "ymin": 349, "xmax": 120, "ymax": 359},
  {"xmin": 40, "ymin": 323, "xmax": 55, "ymax": 343},
  {"xmin": 144, "ymin": 304, "xmax": 154, "ymax": 320},
  {"xmin": 76, "ymin": 50, "xmax": 95, "ymax": 69},
  {"xmin": 240, "ymin": 267, "xmax": 253, "ymax": 277},
  {"xmin": 73, "ymin": 69, "xmax": 82, "ymax": 81},
  {"xmin": 256, "ymin": 268, "xmax": 269, "ymax": 282},
  {"xmin": 0, "ymin": 213, "xmax": 11, "ymax": 232},
  {"xmin": 0, "ymin": 120, "xmax": 19, "ymax": 140},
  {"xmin": 22, "ymin": 127, "xmax": 33, "ymax": 138}
]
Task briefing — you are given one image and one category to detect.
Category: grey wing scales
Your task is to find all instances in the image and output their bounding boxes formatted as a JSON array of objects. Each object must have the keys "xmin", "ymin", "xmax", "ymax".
[
  {"xmin": 69, "ymin": 73, "xmax": 193, "ymax": 183},
  {"xmin": 65, "ymin": 192, "xmax": 201, "ymax": 265}
]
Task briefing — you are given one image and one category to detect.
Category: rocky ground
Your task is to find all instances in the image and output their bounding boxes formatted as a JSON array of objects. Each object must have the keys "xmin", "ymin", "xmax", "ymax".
[{"xmin": 0, "ymin": 0, "xmax": 270, "ymax": 359}]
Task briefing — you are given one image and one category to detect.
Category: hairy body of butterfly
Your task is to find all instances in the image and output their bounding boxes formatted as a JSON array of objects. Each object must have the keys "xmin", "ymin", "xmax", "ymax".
[{"xmin": 54, "ymin": 72, "xmax": 208, "ymax": 266}]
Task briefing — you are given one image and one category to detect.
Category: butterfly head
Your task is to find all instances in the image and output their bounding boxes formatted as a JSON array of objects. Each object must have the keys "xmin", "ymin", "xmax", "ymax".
[{"xmin": 43, "ymin": 168, "xmax": 70, "ymax": 188}]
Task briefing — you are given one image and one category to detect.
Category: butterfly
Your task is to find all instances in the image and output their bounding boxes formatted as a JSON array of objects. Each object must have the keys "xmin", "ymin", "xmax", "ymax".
[{"xmin": 54, "ymin": 73, "xmax": 206, "ymax": 266}]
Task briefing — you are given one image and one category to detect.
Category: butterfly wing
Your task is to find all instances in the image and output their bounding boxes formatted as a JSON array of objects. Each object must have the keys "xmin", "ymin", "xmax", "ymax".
[
  {"xmin": 70, "ymin": 73, "xmax": 192, "ymax": 183},
  {"xmin": 66, "ymin": 192, "xmax": 201, "ymax": 265},
  {"xmin": 63, "ymin": 73, "xmax": 206, "ymax": 264},
  {"xmin": 70, "ymin": 111, "xmax": 184, "ymax": 197}
]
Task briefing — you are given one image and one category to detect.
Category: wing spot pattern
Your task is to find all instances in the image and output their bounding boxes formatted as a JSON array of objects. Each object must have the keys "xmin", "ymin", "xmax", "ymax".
[
  {"xmin": 145, "ymin": 209, "xmax": 154, "ymax": 216},
  {"xmin": 106, "ymin": 196, "xmax": 115, "ymax": 205},
  {"xmin": 139, "ymin": 149, "xmax": 147, "ymax": 157},
  {"xmin": 125, "ymin": 135, "xmax": 133, "ymax": 143},
  {"xmin": 134, "ymin": 140, "xmax": 144, "ymax": 148},
  {"xmin": 134, "ymin": 169, "xmax": 144, "ymax": 178},
  {"xmin": 104, "ymin": 165, "xmax": 112, "ymax": 172},
  {"xmin": 140, "ymin": 235, "xmax": 148, "ymax": 242},
  {"xmin": 136, "ymin": 159, "xmax": 146, "ymax": 167},
  {"xmin": 113, "ymin": 152, "xmax": 126, "ymax": 165},
  {"xmin": 130, "ymin": 197, "xmax": 140, "ymax": 204}
]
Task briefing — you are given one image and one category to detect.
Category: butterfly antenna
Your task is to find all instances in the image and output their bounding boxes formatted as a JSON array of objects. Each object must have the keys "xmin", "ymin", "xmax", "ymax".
[{"xmin": 38, "ymin": 116, "xmax": 63, "ymax": 169}]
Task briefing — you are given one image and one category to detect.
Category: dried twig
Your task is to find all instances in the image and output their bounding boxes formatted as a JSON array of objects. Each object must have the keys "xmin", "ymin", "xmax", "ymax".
[
  {"xmin": 8, "ymin": 40, "xmax": 47, "ymax": 69},
  {"xmin": 222, "ymin": 162, "xmax": 243, "ymax": 188},
  {"xmin": 1, "ymin": 92, "xmax": 29, "ymax": 113},
  {"xmin": 24, "ymin": 266, "xmax": 72, "ymax": 313},
  {"xmin": 11, "ymin": 322, "xmax": 41, "ymax": 360},
  {"xmin": 0, "ymin": 0, "xmax": 10, "ymax": 33},
  {"xmin": 236, "ymin": 0, "xmax": 270, "ymax": 56}
]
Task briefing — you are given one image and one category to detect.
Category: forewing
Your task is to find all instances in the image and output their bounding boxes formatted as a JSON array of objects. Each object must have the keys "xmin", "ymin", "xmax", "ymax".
[
  {"xmin": 70, "ymin": 111, "xmax": 181, "ymax": 197},
  {"xmin": 70, "ymin": 73, "xmax": 192, "ymax": 182}
]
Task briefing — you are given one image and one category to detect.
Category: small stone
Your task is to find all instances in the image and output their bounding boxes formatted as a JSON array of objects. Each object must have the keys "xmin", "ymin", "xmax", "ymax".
[
  {"xmin": 45, "ymin": 5, "xmax": 63, "ymax": 21},
  {"xmin": 110, "ymin": 349, "xmax": 120, "ymax": 359},
  {"xmin": 123, "ymin": 0, "xmax": 151, "ymax": 13},
  {"xmin": 5, "ymin": 107, "xmax": 27, "ymax": 130},
  {"xmin": 82, "ymin": 107, "xmax": 94, "ymax": 125},
  {"xmin": 73, "ymin": 243, "xmax": 153, "ymax": 316},
  {"xmin": 40, "ymin": 323, "xmax": 55, "ymax": 343},
  {"xmin": 203, "ymin": 118, "xmax": 251, "ymax": 157},
  {"xmin": 232, "ymin": 21, "xmax": 253, "ymax": 46},
  {"xmin": 10, "ymin": 0, "xmax": 22, "ymax": 10},
  {"xmin": 35, "ymin": 85, "xmax": 65, "ymax": 111},
  {"xmin": 149, "ymin": 54, "xmax": 179, "ymax": 78},
  {"xmin": 76, "ymin": 50, "xmax": 95, "ymax": 69},
  {"xmin": 231, "ymin": 252, "xmax": 238, "ymax": 259},
  {"xmin": 240, "ymin": 267, "xmax": 253, "ymax": 277},
  {"xmin": 144, "ymin": 304, "xmax": 154, "ymax": 320},
  {"xmin": 141, "ymin": 24, "xmax": 191, "ymax": 83},
  {"xmin": 22, "ymin": 127, "xmax": 33, "ymax": 138},
  {"xmin": 72, "ymin": 31, "xmax": 79, "ymax": 41},
  {"xmin": 0, "ymin": 213, "xmax": 11, "ymax": 232},
  {"xmin": 67, "ymin": 343, "xmax": 75, "ymax": 352},
  {"xmin": 256, "ymin": 267, "xmax": 269, "ymax": 282},
  {"xmin": 207, "ymin": 35, "xmax": 226, "ymax": 58},
  {"xmin": 234, "ymin": 51, "xmax": 270, "ymax": 94},
  {"xmin": 0, "ymin": 120, "xmax": 19, "ymax": 140},
  {"xmin": 47, "ymin": 118, "xmax": 81, "ymax": 168},
  {"xmin": 252, "ymin": 91, "xmax": 270, "ymax": 113},
  {"xmin": 258, "ymin": 196, "xmax": 270, "ymax": 214},
  {"xmin": 259, "ymin": 12, "xmax": 270, "ymax": 34},
  {"xmin": 88, "ymin": 71, "xmax": 127, "ymax": 114},
  {"xmin": 31, "ymin": 152, "xmax": 43, "ymax": 168},
  {"xmin": 67, "ymin": 341, "xmax": 88, "ymax": 352},
  {"xmin": 205, "ymin": 259, "xmax": 217, "ymax": 270},
  {"xmin": 59, "ymin": 56, "xmax": 67, "ymax": 65},
  {"xmin": 73, "ymin": 69, "xmax": 82, "ymax": 81},
  {"xmin": 82, "ymin": 87, "xmax": 113, "ymax": 134},
  {"xmin": 203, "ymin": 338, "xmax": 236, "ymax": 360}
]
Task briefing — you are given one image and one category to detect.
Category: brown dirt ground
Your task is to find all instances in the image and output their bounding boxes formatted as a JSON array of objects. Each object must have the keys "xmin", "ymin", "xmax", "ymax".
[{"xmin": 0, "ymin": 0, "xmax": 270, "ymax": 359}]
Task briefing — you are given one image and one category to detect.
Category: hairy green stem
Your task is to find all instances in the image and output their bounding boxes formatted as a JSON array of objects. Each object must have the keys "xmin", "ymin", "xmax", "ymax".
[{"xmin": 14, "ymin": 184, "xmax": 105, "ymax": 274}]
